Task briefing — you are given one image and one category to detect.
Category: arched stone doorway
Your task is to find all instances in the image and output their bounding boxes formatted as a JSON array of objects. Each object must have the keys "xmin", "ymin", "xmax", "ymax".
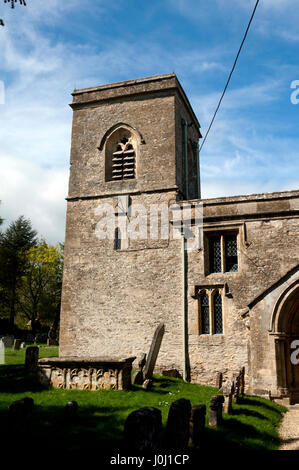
[{"xmin": 272, "ymin": 282, "xmax": 299, "ymax": 404}]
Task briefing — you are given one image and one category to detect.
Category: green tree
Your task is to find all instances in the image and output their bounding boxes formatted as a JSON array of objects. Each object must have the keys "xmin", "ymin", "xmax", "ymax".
[
  {"xmin": 0, "ymin": 216, "xmax": 37, "ymax": 330},
  {"xmin": 17, "ymin": 241, "xmax": 64, "ymax": 336}
]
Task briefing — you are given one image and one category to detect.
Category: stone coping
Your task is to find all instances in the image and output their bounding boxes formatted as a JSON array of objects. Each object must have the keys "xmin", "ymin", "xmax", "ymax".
[{"xmin": 38, "ymin": 356, "xmax": 136, "ymax": 365}]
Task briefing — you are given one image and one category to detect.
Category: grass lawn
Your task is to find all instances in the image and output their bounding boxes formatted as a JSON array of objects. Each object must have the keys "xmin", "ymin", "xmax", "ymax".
[{"xmin": 0, "ymin": 346, "xmax": 287, "ymax": 458}]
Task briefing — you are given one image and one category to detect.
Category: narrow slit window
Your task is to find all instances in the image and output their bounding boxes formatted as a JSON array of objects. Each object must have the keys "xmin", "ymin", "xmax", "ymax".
[
  {"xmin": 209, "ymin": 236, "xmax": 221, "ymax": 273},
  {"xmin": 200, "ymin": 292, "xmax": 210, "ymax": 334},
  {"xmin": 213, "ymin": 292, "xmax": 223, "ymax": 334},
  {"xmin": 225, "ymin": 234, "xmax": 238, "ymax": 272},
  {"xmin": 114, "ymin": 228, "xmax": 122, "ymax": 251}
]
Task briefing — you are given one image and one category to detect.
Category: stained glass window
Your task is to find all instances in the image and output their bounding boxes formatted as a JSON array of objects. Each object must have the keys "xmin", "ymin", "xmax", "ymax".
[
  {"xmin": 225, "ymin": 234, "xmax": 238, "ymax": 272},
  {"xmin": 200, "ymin": 292, "xmax": 210, "ymax": 334},
  {"xmin": 209, "ymin": 236, "xmax": 221, "ymax": 273},
  {"xmin": 213, "ymin": 292, "xmax": 223, "ymax": 334}
]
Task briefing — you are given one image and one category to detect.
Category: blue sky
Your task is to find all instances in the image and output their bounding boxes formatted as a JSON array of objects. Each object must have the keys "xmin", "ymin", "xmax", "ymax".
[{"xmin": 0, "ymin": 0, "xmax": 298, "ymax": 243}]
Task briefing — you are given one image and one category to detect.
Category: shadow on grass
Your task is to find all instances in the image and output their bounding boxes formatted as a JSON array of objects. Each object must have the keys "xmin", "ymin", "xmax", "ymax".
[{"xmin": 239, "ymin": 397, "xmax": 283, "ymax": 414}]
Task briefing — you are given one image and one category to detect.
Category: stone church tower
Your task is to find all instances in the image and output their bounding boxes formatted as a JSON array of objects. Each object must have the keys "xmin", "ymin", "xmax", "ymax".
[{"xmin": 60, "ymin": 73, "xmax": 299, "ymax": 404}]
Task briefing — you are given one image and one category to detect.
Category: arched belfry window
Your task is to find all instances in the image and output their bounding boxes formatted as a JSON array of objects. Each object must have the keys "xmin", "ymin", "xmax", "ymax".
[
  {"xmin": 105, "ymin": 127, "xmax": 136, "ymax": 182},
  {"xmin": 213, "ymin": 291, "xmax": 223, "ymax": 334}
]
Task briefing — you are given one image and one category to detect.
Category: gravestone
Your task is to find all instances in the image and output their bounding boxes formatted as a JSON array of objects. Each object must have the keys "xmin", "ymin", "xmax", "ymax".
[
  {"xmin": 13, "ymin": 339, "xmax": 22, "ymax": 351},
  {"xmin": 132, "ymin": 352, "xmax": 147, "ymax": 385},
  {"xmin": 138, "ymin": 353, "xmax": 146, "ymax": 371},
  {"xmin": 25, "ymin": 346, "xmax": 39, "ymax": 372},
  {"xmin": 142, "ymin": 379, "xmax": 152, "ymax": 390},
  {"xmin": 20, "ymin": 342, "xmax": 26, "ymax": 349},
  {"xmin": 209, "ymin": 395, "xmax": 224, "ymax": 428},
  {"xmin": 240, "ymin": 367, "xmax": 245, "ymax": 397},
  {"xmin": 166, "ymin": 398, "xmax": 191, "ymax": 450},
  {"xmin": 162, "ymin": 369, "xmax": 181, "ymax": 378},
  {"xmin": 216, "ymin": 372, "xmax": 223, "ymax": 390},
  {"xmin": 124, "ymin": 407, "xmax": 162, "ymax": 453},
  {"xmin": 1, "ymin": 335, "xmax": 14, "ymax": 348},
  {"xmin": 222, "ymin": 381, "xmax": 233, "ymax": 414},
  {"xmin": 144, "ymin": 323, "xmax": 165, "ymax": 380},
  {"xmin": 64, "ymin": 401, "xmax": 78, "ymax": 422},
  {"xmin": 189, "ymin": 404, "xmax": 206, "ymax": 447},
  {"xmin": 9, "ymin": 397, "xmax": 34, "ymax": 422}
]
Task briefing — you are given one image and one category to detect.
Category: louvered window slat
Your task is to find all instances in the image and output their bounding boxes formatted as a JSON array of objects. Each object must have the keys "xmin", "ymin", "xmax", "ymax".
[{"xmin": 111, "ymin": 139, "xmax": 136, "ymax": 180}]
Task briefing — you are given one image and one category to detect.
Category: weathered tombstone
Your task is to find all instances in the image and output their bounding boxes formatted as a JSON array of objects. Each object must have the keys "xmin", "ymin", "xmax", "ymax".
[
  {"xmin": 124, "ymin": 407, "xmax": 162, "ymax": 453},
  {"xmin": 222, "ymin": 381, "xmax": 233, "ymax": 414},
  {"xmin": 25, "ymin": 346, "xmax": 39, "ymax": 372},
  {"xmin": 216, "ymin": 372, "xmax": 223, "ymax": 390},
  {"xmin": 144, "ymin": 323, "xmax": 165, "ymax": 380},
  {"xmin": 132, "ymin": 352, "xmax": 147, "ymax": 385},
  {"xmin": 20, "ymin": 342, "xmax": 26, "ymax": 349},
  {"xmin": 162, "ymin": 369, "xmax": 181, "ymax": 379},
  {"xmin": 240, "ymin": 367, "xmax": 245, "ymax": 397},
  {"xmin": 189, "ymin": 404, "xmax": 206, "ymax": 447},
  {"xmin": 132, "ymin": 370, "xmax": 144, "ymax": 385},
  {"xmin": 64, "ymin": 401, "xmax": 78, "ymax": 422},
  {"xmin": 138, "ymin": 353, "xmax": 146, "ymax": 371},
  {"xmin": 1, "ymin": 335, "xmax": 14, "ymax": 348},
  {"xmin": 142, "ymin": 379, "xmax": 152, "ymax": 390},
  {"xmin": 9, "ymin": 397, "xmax": 34, "ymax": 423},
  {"xmin": 13, "ymin": 339, "xmax": 22, "ymax": 351},
  {"xmin": 232, "ymin": 371, "xmax": 241, "ymax": 403},
  {"xmin": 166, "ymin": 398, "xmax": 191, "ymax": 450},
  {"xmin": 209, "ymin": 395, "xmax": 224, "ymax": 428}
]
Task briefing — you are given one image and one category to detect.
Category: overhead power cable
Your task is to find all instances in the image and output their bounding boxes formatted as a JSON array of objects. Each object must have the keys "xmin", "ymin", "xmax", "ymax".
[{"xmin": 199, "ymin": 0, "xmax": 260, "ymax": 153}]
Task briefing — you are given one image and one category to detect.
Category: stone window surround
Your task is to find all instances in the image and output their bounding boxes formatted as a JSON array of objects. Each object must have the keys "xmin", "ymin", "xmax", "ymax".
[
  {"xmin": 204, "ymin": 228, "xmax": 239, "ymax": 276},
  {"xmin": 196, "ymin": 287, "xmax": 224, "ymax": 336}
]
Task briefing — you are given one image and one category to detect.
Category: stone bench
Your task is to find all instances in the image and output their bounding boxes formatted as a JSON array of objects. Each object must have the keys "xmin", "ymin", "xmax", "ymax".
[{"xmin": 38, "ymin": 356, "xmax": 136, "ymax": 391}]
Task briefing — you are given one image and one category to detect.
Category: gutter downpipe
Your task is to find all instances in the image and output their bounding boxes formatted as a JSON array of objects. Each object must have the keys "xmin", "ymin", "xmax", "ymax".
[{"xmin": 181, "ymin": 228, "xmax": 187, "ymax": 381}]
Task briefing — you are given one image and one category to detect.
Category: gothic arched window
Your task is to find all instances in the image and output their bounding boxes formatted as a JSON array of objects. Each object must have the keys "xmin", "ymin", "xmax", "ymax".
[
  {"xmin": 200, "ymin": 292, "xmax": 210, "ymax": 334},
  {"xmin": 213, "ymin": 291, "xmax": 223, "ymax": 334},
  {"xmin": 105, "ymin": 128, "xmax": 136, "ymax": 182}
]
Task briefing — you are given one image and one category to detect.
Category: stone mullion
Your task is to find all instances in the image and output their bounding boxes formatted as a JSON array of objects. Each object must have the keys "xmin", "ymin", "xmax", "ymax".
[
  {"xmin": 208, "ymin": 290, "xmax": 213, "ymax": 335},
  {"xmin": 221, "ymin": 234, "xmax": 225, "ymax": 273}
]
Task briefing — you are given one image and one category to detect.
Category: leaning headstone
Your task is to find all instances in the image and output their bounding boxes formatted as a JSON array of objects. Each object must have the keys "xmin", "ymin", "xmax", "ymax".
[
  {"xmin": 209, "ymin": 395, "xmax": 224, "ymax": 428},
  {"xmin": 142, "ymin": 379, "xmax": 152, "ymax": 390},
  {"xmin": 189, "ymin": 404, "xmax": 206, "ymax": 447},
  {"xmin": 9, "ymin": 397, "xmax": 34, "ymax": 422},
  {"xmin": 144, "ymin": 323, "xmax": 165, "ymax": 380},
  {"xmin": 25, "ymin": 346, "xmax": 39, "ymax": 372},
  {"xmin": 64, "ymin": 401, "xmax": 78, "ymax": 422},
  {"xmin": 13, "ymin": 339, "xmax": 22, "ymax": 351},
  {"xmin": 216, "ymin": 372, "xmax": 223, "ymax": 390},
  {"xmin": 166, "ymin": 398, "xmax": 191, "ymax": 450},
  {"xmin": 124, "ymin": 407, "xmax": 162, "ymax": 453}
]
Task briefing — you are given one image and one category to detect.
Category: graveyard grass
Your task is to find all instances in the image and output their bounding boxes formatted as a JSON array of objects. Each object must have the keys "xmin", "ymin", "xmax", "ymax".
[{"xmin": 0, "ymin": 347, "xmax": 287, "ymax": 456}]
